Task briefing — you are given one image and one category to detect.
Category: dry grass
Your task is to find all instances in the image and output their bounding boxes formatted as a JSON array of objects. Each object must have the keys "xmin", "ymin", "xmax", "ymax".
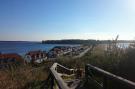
[
  {"xmin": 0, "ymin": 62, "xmax": 52, "ymax": 89},
  {"xmin": 0, "ymin": 43, "xmax": 135, "ymax": 89},
  {"xmin": 56, "ymin": 43, "xmax": 135, "ymax": 89},
  {"xmin": 57, "ymin": 43, "xmax": 135, "ymax": 82}
]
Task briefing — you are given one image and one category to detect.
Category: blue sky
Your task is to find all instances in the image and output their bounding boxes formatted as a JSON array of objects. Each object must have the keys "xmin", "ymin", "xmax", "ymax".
[{"xmin": 0, "ymin": 0, "xmax": 135, "ymax": 41}]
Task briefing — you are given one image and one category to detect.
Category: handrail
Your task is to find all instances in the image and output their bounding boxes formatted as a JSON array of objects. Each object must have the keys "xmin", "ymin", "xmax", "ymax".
[
  {"xmin": 57, "ymin": 63, "xmax": 74, "ymax": 72},
  {"xmin": 48, "ymin": 63, "xmax": 135, "ymax": 89},
  {"xmin": 85, "ymin": 64, "xmax": 135, "ymax": 89},
  {"xmin": 50, "ymin": 63, "xmax": 73, "ymax": 89}
]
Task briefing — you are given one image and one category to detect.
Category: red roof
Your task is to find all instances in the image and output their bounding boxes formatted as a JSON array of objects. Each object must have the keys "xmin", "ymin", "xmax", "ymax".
[
  {"xmin": 0, "ymin": 53, "xmax": 24, "ymax": 62},
  {"xmin": 27, "ymin": 50, "xmax": 46, "ymax": 55}
]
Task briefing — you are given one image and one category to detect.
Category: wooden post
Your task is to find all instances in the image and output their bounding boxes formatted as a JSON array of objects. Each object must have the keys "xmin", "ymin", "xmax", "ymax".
[
  {"xmin": 51, "ymin": 76, "xmax": 54, "ymax": 89},
  {"xmin": 103, "ymin": 76, "xmax": 107, "ymax": 89},
  {"xmin": 85, "ymin": 65, "xmax": 88, "ymax": 82}
]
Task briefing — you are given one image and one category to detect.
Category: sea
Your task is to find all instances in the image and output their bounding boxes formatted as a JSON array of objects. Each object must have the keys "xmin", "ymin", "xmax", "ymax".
[
  {"xmin": 0, "ymin": 41, "xmax": 131, "ymax": 56},
  {"xmin": 0, "ymin": 41, "xmax": 78, "ymax": 56}
]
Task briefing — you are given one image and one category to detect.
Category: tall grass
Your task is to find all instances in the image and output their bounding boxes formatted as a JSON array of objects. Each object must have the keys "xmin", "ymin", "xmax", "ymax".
[
  {"xmin": 1, "ymin": 42, "xmax": 135, "ymax": 89},
  {"xmin": 0, "ymin": 62, "xmax": 51, "ymax": 89},
  {"xmin": 56, "ymin": 42, "xmax": 135, "ymax": 89},
  {"xmin": 57, "ymin": 42, "xmax": 135, "ymax": 82}
]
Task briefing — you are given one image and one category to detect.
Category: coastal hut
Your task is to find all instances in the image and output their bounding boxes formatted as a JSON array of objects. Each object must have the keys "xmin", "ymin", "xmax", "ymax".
[{"xmin": 25, "ymin": 50, "xmax": 47, "ymax": 63}]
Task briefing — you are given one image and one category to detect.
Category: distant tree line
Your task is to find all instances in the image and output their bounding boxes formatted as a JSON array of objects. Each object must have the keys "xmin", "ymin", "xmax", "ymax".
[
  {"xmin": 42, "ymin": 39, "xmax": 101, "ymax": 45},
  {"xmin": 42, "ymin": 39, "xmax": 134, "ymax": 45}
]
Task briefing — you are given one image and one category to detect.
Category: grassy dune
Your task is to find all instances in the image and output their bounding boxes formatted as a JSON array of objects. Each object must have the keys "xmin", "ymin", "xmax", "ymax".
[
  {"xmin": 0, "ymin": 62, "xmax": 52, "ymax": 89},
  {"xmin": 57, "ymin": 43, "xmax": 135, "ymax": 82},
  {"xmin": 56, "ymin": 43, "xmax": 135, "ymax": 89},
  {"xmin": 0, "ymin": 43, "xmax": 135, "ymax": 89}
]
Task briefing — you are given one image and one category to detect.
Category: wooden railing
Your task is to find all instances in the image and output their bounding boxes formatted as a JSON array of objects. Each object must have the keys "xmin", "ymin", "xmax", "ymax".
[
  {"xmin": 47, "ymin": 63, "xmax": 74, "ymax": 89},
  {"xmin": 85, "ymin": 64, "xmax": 135, "ymax": 89},
  {"xmin": 46, "ymin": 63, "xmax": 135, "ymax": 89}
]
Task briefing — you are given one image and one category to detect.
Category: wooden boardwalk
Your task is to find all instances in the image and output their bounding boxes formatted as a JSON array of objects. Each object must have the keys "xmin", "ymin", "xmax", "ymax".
[
  {"xmin": 73, "ymin": 47, "xmax": 91, "ymax": 58},
  {"xmin": 45, "ymin": 63, "xmax": 135, "ymax": 89}
]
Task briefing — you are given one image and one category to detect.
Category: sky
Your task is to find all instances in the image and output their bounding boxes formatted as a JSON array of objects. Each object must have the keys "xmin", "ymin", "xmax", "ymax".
[{"xmin": 0, "ymin": 0, "xmax": 135, "ymax": 41}]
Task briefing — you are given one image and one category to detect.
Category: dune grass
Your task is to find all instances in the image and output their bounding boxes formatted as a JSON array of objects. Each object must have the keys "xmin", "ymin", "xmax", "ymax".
[
  {"xmin": 0, "ymin": 42, "xmax": 135, "ymax": 89},
  {"xmin": 57, "ymin": 43, "xmax": 135, "ymax": 82},
  {"xmin": 56, "ymin": 43, "xmax": 135, "ymax": 89},
  {"xmin": 0, "ymin": 62, "xmax": 52, "ymax": 89}
]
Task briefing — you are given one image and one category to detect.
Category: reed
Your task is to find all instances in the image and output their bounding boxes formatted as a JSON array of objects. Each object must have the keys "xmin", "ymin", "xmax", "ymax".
[
  {"xmin": 0, "ymin": 63, "xmax": 50, "ymax": 89},
  {"xmin": 57, "ymin": 42, "xmax": 135, "ymax": 82}
]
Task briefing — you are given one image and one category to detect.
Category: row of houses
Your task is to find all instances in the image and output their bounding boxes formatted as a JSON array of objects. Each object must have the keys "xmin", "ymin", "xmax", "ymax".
[
  {"xmin": 0, "ymin": 46, "xmax": 87, "ymax": 68},
  {"xmin": 47, "ymin": 46, "xmax": 72, "ymax": 58},
  {"xmin": 47, "ymin": 46, "xmax": 88, "ymax": 58},
  {"xmin": 0, "ymin": 51, "xmax": 48, "ymax": 68}
]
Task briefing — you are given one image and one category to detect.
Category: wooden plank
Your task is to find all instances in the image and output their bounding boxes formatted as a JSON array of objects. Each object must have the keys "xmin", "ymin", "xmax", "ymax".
[
  {"xmin": 57, "ymin": 63, "xmax": 74, "ymax": 72},
  {"xmin": 50, "ymin": 63, "xmax": 71, "ymax": 89},
  {"xmin": 86, "ymin": 64, "xmax": 135, "ymax": 89}
]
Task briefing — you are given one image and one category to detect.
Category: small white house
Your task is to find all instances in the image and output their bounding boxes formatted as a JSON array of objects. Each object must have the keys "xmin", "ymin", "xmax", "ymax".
[{"xmin": 25, "ymin": 50, "xmax": 47, "ymax": 63}]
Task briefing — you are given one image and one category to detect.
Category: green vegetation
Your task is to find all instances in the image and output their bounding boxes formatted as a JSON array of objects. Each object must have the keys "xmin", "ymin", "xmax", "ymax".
[
  {"xmin": 42, "ymin": 39, "xmax": 100, "ymax": 45},
  {"xmin": 42, "ymin": 39, "xmax": 134, "ymax": 45}
]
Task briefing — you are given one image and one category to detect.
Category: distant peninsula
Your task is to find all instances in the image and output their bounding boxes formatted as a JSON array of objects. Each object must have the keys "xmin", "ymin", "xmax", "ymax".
[
  {"xmin": 42, "ymin": 39, "xmax": 135, "ymax": 44},
  {"xmin": 42, "ymin": 39, "xmax": 99, "ymax": 44}
]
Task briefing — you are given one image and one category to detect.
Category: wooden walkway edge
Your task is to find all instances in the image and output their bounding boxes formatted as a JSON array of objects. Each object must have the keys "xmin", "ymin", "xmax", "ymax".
[{"xmin": 45, "ymin": 62, "xmax": 135, "ymax": 89}]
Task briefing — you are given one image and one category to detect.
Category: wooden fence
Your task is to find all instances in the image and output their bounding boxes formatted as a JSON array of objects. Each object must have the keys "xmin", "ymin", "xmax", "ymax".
[
  {"xmin": 46, "ymin": 63, "xmax": 74, "ymax": 89},
  {"xmin": 85, "ymin": 64, "xmax": 135, "ymax": 89},
  {"xmin": 46, "ymin": 63, "xmax": 135, "ymax": 89}
]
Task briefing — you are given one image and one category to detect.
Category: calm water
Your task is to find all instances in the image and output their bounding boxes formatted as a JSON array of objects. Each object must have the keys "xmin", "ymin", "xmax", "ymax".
[
  {"xmin": 0, "ymin": 41, "xmax": 131, "ymax": 56},
  {"xmin": 0, "ymin": 41, "xmax": 78, "ymax": 56}
]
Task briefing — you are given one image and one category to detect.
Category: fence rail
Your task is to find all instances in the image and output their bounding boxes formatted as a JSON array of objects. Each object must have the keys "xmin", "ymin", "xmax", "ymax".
[
  {"xmin": 49, "ymin": 63, "xmax": 74, "ymax": 89},
  {"xmin": 46, "ymin": 63, "xmax": 135, "ymax": 89},
  {"xmin": 85, "ymin": 64, "xmax": 135, "ymax": 89}
]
